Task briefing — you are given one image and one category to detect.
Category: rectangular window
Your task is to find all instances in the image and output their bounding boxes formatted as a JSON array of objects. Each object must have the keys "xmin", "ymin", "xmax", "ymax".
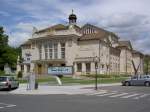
[
  {"xmin": 54, "ymin": 43, "xmax": 58, "ymax": 59},
  {"xmin": 77, "ymin": 63, "xmax": 82, "ymax": 72},
  {"xmin": 49, "ymin": 43, "xmax": 53, "ymax": 59},
  {"xmin": 27, "ymin": 58, "xmax": 30, "ymax": 61},
  {"xmin": 39, "ymin": 45, "xmax": 42, "ymax": 60},
  {"xmin": 44, "ymin": 44, "xmax": 48, "ymax": 59},
  {"xmin": 61, "ymin": 43, "xmax": 65, "ymax": 59}
]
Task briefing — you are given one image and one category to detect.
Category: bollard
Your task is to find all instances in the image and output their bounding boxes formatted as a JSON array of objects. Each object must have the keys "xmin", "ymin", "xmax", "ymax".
[{"xmin": 35, "ymin": 81, "xmax": 38, "ymax": 90}]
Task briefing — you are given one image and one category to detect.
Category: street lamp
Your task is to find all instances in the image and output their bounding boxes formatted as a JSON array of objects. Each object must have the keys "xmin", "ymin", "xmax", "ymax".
[{"xmin": 94, "ymin": 56, "xmax": 99, "ymax": 90}]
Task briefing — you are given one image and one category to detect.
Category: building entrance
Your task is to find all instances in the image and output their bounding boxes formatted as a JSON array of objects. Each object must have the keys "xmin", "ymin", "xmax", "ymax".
[{"xmin": 37, "ymin": 64, "xmax": 42, "ymax": 75}]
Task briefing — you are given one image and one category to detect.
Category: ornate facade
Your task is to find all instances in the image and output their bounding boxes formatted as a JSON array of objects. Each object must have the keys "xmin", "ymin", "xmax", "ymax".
[{"xmin": 17, "ymin": 12, "xmax": 144, "ymax": 76}]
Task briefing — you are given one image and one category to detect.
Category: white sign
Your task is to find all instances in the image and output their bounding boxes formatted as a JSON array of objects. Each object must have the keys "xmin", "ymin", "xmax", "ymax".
[{"xmin": 48, "ymin": 66, "xmax": 73, "ymax": 75}]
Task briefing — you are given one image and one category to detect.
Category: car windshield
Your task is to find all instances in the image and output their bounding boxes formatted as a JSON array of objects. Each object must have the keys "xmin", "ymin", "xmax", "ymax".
[{"xmin": 0, "ymin": 77, "xmax": 7, "ymax": 81}]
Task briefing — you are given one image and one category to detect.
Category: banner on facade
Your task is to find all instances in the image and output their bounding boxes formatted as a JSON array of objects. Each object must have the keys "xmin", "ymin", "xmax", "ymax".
[{"xmin": 48, "ymin": 66, "xmax": 73, "ymax": 75}]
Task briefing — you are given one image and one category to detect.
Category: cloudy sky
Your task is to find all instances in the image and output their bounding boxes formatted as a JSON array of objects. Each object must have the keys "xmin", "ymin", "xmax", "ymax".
[{"xmin": 0, "ymin": 0, "xmax": 150, "ymax": 54}]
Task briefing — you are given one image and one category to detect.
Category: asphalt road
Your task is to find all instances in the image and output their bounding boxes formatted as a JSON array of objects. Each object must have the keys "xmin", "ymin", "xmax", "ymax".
[{"xmin": 0, "ymin": 85, "xmax": 150, "ymax": 112}]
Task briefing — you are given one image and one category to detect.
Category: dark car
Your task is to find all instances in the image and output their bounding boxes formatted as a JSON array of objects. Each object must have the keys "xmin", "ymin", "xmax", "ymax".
[
  {"xmin": 122, "ymin": 75, "xmax": 150, "ymax": 86},
  {"xmin": 0, "ymin": 76, "xmax": 19, "ymax": 90}
]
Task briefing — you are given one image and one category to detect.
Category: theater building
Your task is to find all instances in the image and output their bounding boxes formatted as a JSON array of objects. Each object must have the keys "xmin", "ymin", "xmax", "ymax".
[{"xmin": 17, "ymin": 11, "xmax": 144, "ymax": 76}]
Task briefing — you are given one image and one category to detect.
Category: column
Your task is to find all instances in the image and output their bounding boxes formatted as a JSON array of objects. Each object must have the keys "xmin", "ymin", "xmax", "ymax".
[
  {"xmin": 42, "ymin": 43, "xmax": 45, "ymax": 59},
  {"xmin": 98, "ymin": 62, "xmax": 101, "ymax": 74},
  {"xmin": 23, "ymin": 65, "xmax": 27, "ymax": 76},
  {"xmin": 30, "ymin": 63, "xmax": 35, "ymax": 72},
  {"xmin": 82, "ymin": 63, "xmax": 86, "ymax": 74},
  {"xmin": 58, "ymin": 42, "xmax": 61, "ymax": 59},
  {"xmin": 45, "ymin": 63, "xmax": 48, "ymax": 75},
  {"xmin": 91, "ymin": 62, "xmax": 95, "ymax": 74},
  {"xmin": 16, "ymin": 64, "xmax": 21, "ymax": 73},
  {"xmin": 74, "ymin": 63, "xmax": 77, "ymax": 74}
]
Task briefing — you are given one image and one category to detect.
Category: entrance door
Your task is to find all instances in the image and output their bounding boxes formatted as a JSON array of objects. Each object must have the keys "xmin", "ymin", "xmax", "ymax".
[
  {"xmin": 61, "ymin": 64, "xmax": 66, "ymax": 66},
  {"xmin": 38, "ymin": 64, "xmax": 42, "ymax": 75}
]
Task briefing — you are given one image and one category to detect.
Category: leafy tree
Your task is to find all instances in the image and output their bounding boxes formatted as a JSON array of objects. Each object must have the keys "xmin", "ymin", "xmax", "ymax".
[
  {"xmin": 144, "ymin": 54, "xmax": 150, "ymax": 75},
  {"xmin": 0, "ymin": 26, "xmax": 8, "ymax": 46},
  {"xmin": 0, "ymin": 26, "xmax": 19, "ymax": 71}
]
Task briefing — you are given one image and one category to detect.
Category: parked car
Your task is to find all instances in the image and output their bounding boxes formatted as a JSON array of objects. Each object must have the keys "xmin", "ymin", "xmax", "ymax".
[
  {"xmin": 0, "ymin": 76, "xmax": 19, "ymax": 90},
  {"xmin": 122, "ymin": 75, "xmax": 150, "ymax": 86}
]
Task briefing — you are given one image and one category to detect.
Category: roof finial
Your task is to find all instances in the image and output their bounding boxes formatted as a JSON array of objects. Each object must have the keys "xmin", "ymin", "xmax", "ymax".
[{"xmin": 72, "ymin": 9, "xmax": 73, "ymax": 14}]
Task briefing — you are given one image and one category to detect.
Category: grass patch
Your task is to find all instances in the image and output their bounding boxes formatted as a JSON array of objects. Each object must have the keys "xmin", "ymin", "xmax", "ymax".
[
  {"xmin": 18, "ymin": 75, "xmax": 128, "ymax": 85},
  {"xmin": 61, "ymin": 77, "xmax": 127, "ymax": 84}
]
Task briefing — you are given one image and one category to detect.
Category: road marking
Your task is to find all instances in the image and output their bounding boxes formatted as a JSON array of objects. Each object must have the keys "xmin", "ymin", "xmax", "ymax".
[
  {"xmin": 87, "ymin": 91, "xmax": 107, "ymax": 95},
  {"xmin": 97, "ymin": 92, "xmax": 117, "ymax": 96},
  {"xmin": 109, "ymin": 93, "xmax": 129, "ymax": 98},
  {"xmin": 6, "ymin": 105, "xmax": 16, "ymax": 108},
  {"xmin": 121, "ymin": 93, "xmax": 139, "ymax": 98},
  {"xmin": 133, "ymin": 94, "xmax": 149, "ymax": 100},
  {"xmin": 0, "ymin": 102, "xmax": 16, "ymax": 109},
  {"xmin": 72, "ymin": 90, "xmax": 150, "ymax": 101}
]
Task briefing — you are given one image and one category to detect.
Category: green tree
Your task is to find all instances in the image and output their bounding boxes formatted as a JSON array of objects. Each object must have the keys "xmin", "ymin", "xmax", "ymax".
[
  {"xmin": 0, "ymin": 26, "xmax": 8, "ymax": 46},
  {"xmin": 144, "ymin": 54, "xmax": 150, "ymax": 75},
  {"xmin": 0, "ymin": 26, "xmax": 19, "ymax": 71}
]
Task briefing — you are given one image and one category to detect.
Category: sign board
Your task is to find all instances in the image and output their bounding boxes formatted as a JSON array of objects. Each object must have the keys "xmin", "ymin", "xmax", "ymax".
[{"xmin": 48, "ymin": 66, "xmax": 73, "ymax": 75}]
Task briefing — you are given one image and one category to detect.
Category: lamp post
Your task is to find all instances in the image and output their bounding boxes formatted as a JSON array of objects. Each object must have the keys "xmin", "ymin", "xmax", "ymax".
[{"xmin": 94, "ymin": 56, "xmax": 99, "ymax": 90}]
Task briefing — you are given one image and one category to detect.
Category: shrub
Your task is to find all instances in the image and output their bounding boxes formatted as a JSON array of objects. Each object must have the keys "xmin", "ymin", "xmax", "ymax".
[
  {"xmin": 0, "ymin": 70, "xmax": 5, "ymax": 76},
  {"xmin": 81, "ymin": 74, "xmax": 112, "ymax": 78},
  {"xmin": 17, "ymin": 71, "xmax": 23, "ymax": 78},
  {"xmin": 57, "ymin": 75, "xmax": 63, "ymax": 78},
  {"xmin": 81, "ymin": 73, "xmax": 131, "ymax": 78}
]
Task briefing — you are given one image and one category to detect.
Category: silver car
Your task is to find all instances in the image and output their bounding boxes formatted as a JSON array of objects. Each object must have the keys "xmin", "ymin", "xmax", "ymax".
[
  {"xmin": 122, "ymin": 75, "xmax": 150, "ymax": 86},
  {"xmin": 0, "ymin": 76, "xmax": 19, "ymax": 90}
]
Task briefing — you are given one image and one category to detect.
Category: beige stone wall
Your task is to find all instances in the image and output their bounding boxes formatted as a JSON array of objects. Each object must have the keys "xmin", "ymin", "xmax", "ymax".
[
  {"xmin": 74, "ymin": 40, "xmax": 111, "ymax": 74},
  {"xmin": 99, "ymin": 43, "xmax": 110, "ymax": 74},
  {"xmin": 65, "ymin": 38, "xmax": 78, "ymax": 66},
  {"xmin": 76, "ymin": 40, "xmax": 99, "ymax": 58},
  {"xmin": 126, "ymin": 49, "xmax": 132, "ymax": 74},
  {"xmin": 119, "ymin": 48, "xmax": 132, "ymax": 74},
  {"xmin": 110, "ymin": 55, "xmax": 120, "ymax": 74}
]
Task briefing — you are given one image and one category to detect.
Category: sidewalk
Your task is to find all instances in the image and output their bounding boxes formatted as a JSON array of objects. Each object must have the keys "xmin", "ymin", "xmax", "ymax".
[{"xmin": 10, "ymin": 83, "xmax": 121, "ymax": 95}]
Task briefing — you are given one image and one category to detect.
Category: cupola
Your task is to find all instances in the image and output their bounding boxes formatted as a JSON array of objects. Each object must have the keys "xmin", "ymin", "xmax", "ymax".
[{"xmin": 68, "ymin": 10, "xmax": 77, "ymax": 25}]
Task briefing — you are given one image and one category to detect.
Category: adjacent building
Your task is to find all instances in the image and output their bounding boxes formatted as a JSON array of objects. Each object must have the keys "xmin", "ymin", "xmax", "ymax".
[{"xmin": 17, "ymin": 11, "xmax": 144, "ymax": 76}]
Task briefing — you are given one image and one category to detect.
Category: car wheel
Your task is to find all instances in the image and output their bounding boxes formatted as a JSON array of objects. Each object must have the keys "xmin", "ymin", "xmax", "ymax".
[
  {"xmin": 125, "ymin": 82, "xmax": 130, "ymax": 86},
  {"xmin": 145, "ymin": 82, "xmax": 150, "ymax": 87},
  {"xmin": 8, "ymin": 85, "xmax": 11, "ymax": 91}
]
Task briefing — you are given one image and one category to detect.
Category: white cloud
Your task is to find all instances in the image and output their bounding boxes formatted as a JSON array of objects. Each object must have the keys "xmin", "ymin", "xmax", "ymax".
[
  {"xmin": 3, "ymin": 0, "xmax": 150, "ymax": 54},
  {"xmin": 8, "ymin": 32, "xmax": 30, "ymax": 47},
  {"xmin": 16, "ymin": 22, "xmax": 33, "ymax": 32}
]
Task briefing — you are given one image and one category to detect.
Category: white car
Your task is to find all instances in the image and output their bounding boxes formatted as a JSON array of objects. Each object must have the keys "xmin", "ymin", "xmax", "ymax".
[{"xmin": 0, "ymin": 76, "xmax": 19, "ymax": 90}]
